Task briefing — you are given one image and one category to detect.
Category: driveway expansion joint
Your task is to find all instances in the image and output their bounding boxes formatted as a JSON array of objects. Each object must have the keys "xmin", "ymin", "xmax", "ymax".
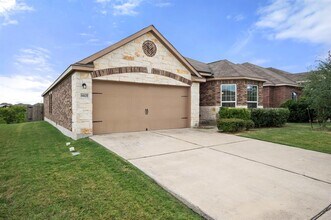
[
  {"xmin": 127, "ymin": 146, "xmax": 206, "ymax": 161},
  {"xmin": 311, "ymin": 203, "xmax": 331, "ymax": 220},
  {"xmin": 209, "ymin": 147, "xmax": 331, "ymax": 185},
  {"xmin": 152, "ymin": 131, "xmax": 251, "ymax": 148}
]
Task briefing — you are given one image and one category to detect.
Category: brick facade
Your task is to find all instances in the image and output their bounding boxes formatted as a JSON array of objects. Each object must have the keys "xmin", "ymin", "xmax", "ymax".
[
  {"xmin": 44, "ymin": 76, "xmax": 72, "ymax": 131},
  {"xmin": 263, "ymin": 86, "xmax": 302, "ymax": 108},
  {"xmin": 200, "ymin": 79, "xmax": 263, "ymax": 107}
]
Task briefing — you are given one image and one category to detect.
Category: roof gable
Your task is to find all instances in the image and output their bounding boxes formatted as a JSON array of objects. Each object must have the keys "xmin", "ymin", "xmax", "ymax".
[{"xmin": 76, "ymin": 25, "xmax": 201, "ymax": 78}]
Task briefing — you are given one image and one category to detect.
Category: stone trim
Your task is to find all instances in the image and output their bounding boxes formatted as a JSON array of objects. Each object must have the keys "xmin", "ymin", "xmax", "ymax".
[
  {"xmin": 152, "ymin": 68, "xmax": 192, "ymax": 85},
  {"xmin": 44, "ymin": 117, "xmax": 76, "ymax": 140},
  {"xmin": 92, "ymin": 66, "xmax": 148, "ymax": 78},
  {"xmin": 92, "ymin": 66, "xmax": 192, "ymax": 85}
]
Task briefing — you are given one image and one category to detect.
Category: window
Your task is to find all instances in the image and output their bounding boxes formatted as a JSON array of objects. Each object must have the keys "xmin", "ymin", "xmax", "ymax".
[
  {"xmin": 292, "ymin": 92, "xmax": 298, "ymax": 101},
  {"xmin": 221, "ymin": 84, "xmax": 236, "ymax": 107},
  {"xmin": 247, "ymin": 85, "xmax": 258, "ymax": 108},
  {"xmin": 49, "ymin": 93, "xmax": 53, "ymax": 114}
]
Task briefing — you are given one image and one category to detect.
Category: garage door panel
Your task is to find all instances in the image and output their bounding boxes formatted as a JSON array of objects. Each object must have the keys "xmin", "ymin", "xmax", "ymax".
[{"xmin": 92, "ymin": 80, "xmax": 189, "ymax": 134}]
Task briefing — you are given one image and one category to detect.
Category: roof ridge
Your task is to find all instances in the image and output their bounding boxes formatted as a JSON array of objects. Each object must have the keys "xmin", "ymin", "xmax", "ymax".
[
  {"xmin": 185, "ymin": 57, "xmax": 208, "ymax": 64},
  {"xmin": 207, "ymin": 59, "xmax": 229, "ymax": 65}
]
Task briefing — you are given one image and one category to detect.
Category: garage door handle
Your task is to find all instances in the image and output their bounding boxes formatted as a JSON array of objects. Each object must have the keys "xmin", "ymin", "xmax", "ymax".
[{"xmin": 145, "ymin": 109, "xmax": 149, "ymax": 115}]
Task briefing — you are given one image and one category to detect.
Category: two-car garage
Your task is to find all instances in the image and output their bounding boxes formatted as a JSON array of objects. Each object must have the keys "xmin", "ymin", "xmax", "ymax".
[{"xmin": 92, "ymin": 80, "xmax": 190, "ymax": 134}]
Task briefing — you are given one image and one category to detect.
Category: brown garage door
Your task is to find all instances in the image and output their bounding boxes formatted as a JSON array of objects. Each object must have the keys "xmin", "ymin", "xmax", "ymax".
[{"xmin": 92, "ymin": 80, "xmax": 190, "ymax": 134}]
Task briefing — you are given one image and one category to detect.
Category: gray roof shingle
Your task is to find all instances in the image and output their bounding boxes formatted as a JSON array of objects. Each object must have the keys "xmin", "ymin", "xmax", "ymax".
[
  {"xmin": 185, "ymin": 57, "xmax": 306, "ymax": 86},
  {"xmin": 267, "ymin": 67, "xmax": 310, "ymax": 83},
  {"xmin": 208, "ymin": 60, "xmax": 265, "ymax": 81},
  {"xmin": 242, "ymin": 63, "xmax": 298, "ymax": 86},
  {"xmin": 185, "ymin": 57, "xmax": 211, "ymax": 73}
]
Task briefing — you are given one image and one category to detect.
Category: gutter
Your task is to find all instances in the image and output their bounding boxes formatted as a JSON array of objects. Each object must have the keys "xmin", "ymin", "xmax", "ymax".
[{"xmin": 41, "ymin": 64, "xmax": 94, "ymax": 96}]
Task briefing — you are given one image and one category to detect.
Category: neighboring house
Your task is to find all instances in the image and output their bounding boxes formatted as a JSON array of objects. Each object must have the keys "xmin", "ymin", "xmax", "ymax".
[
  {"xmin": 186, "ymin": 59, "xmax": 308, "ymax": 123},
  {"xmin": 42, "ymin": 25, "xmax": 309, "ymax": 139},
  {"xmin": 187, "ymin": 59, "xmax": 265, "ymax": 123},
  {"xmin": 0, "ymin": 103, "xmax": 12, "ymax": 108}
]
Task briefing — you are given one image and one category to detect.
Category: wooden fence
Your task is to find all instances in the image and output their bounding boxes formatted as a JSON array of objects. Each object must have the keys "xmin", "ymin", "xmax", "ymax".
[{"xmin": 26, "ymin": 103, "xmax": 44, "ymax": 121}]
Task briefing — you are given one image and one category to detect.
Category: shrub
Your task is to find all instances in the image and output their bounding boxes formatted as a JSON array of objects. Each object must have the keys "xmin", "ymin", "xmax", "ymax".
[
  {"xmin": 245, "ymin": 120, "xmax": 255, "ymax": 130},
  {"xmin": 280, "ymin": 99, "xmax": 315, "ymax": 122},
  {"xmin": 0, "ymin": 117, "xmax": 6, "ymax": 124},
  {"xmin": 251, "ymin": 108, "xmax": 289, "ymax": 128},
  {"xmin": 219, "ymin": 107, "xmax": 251, "ymax": 120},
  {"xmin": 0, "ymin": 106, "xmax": 26, "ymax": 124},
  {"xmin": 217, "ymin": 118, "xmax": 255, "ymax": 132}
]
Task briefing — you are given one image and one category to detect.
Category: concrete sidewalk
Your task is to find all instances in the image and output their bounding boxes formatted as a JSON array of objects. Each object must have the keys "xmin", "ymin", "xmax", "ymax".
[{"xmin": 91, "ymin": 128, "xmax": 331, "ymax": 220}]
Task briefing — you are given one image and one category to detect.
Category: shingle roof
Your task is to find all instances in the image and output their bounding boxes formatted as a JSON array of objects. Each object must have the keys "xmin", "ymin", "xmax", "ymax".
[
  {"xmin": 185, "ymin": 57, "xmax": 306, "ymax": 86},
  {"xmin": 185, "ymin": 57, "xmax": 211, "ymax": 73},
  {"xmin": 267, "ymin": 67, "xmax": 310, "ymax": 83},
  {"xmin": 242, "ymin": 63, "xmax": 298, "ymax": 86},
  {"xmin": 208, "ymin": 60, "xmax": 265, "ymax": 81},
  {"xmin": 289, "ymin": 72, "xmax": 310, "ymax": 82}
]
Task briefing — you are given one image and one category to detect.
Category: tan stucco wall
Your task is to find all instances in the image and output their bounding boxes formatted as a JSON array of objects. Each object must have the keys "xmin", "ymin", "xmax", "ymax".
[{"xmin": 94, "ymin": 32, "xmax": 192, "ymax": 80}]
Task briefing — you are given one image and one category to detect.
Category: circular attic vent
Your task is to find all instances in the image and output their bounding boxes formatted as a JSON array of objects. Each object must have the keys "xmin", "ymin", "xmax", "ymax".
[{"xmin": 142, "ymin": 40, "xmax": 157, "ymax": 57}]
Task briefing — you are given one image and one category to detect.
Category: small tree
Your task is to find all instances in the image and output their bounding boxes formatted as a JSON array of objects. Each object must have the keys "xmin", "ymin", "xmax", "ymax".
[
  {"xmin": 303, "ymin": 52, "xmax": 331, "ymax": 128},
  {"xmin": 0, "ymin": 106, "xmax": 26, "ymax": 124}
]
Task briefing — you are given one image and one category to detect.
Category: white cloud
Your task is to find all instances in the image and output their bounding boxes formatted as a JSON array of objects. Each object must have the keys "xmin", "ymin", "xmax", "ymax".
[
  {"xmin": 227, "ymin": 14, "xmax": 245, "ymax": 22},
  {"xmin": 153, "ymin": 0, "xmax": 171, "ymax": 7},
  {"xmin": 14, "ymin": 47, "xmax": 54, "ymax": 73},
  {"xmin": 256, "ymin": 0, "xmax": 331, "ymax": 45},
  {"xmin": 113, "ymin": 0, "xmax": 142, "ymax": 16},
  {"xmin": 248, "ymin": 58, "xmax": 269, "ymax": 66},
  {"xmin": 231, "ymin": 29, "xmax": 254, "ymax": 54},
  {"xmin": 0, "ymin": 47, "xmax": 55, "ymax": 104},
  {"xmin": 95, "ymin": 0, "xmax": 170, "ymax": 15},
  {"xmin": 95, "ymin": 0, "xmax": 142, "ymax": 16},
  {"xmin": 0, "ymin": 0, "xmax": 34, "ymax": 26}
]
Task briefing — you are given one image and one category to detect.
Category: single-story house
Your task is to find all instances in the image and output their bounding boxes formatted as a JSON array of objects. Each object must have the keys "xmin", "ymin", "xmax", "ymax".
[{"xmin": 42, "ymin": 25, "xmax": 308, "ymax": 139}]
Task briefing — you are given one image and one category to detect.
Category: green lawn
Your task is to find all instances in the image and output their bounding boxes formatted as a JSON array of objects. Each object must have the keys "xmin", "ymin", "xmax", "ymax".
[
  {"xmin": 0, "ymin": 122, "xmax": 201, "ymax": 219},
  {"xmin": 239, "ymin": 123, "xmax": 331, "ymax": 154}
]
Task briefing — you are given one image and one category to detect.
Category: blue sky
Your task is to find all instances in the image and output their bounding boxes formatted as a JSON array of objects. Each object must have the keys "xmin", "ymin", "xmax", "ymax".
[{"xmin": 1, "ymin": 0, "xmax": 331, "ymax": 104}]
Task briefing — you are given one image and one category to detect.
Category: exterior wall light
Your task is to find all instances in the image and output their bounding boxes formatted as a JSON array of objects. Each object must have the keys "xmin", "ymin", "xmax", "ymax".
[{"xmin": 82, "ymin": 83, "xmax": 87, "ymax": 89}]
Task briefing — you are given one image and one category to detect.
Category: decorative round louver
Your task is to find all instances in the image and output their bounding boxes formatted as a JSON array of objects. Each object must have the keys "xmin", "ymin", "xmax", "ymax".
[{"xmin": 142, "ymin": 40, "xmax": 157, "ymax": 57}]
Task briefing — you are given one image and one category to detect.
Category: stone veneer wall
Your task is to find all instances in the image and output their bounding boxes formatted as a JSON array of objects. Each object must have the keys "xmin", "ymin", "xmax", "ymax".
[
  {"xmin": 71, "ymin": 71, "xmax": 93, "ymax": 139},
  {"xmin": 190, "ymin": 82, "xmax": 200, "ymax": 127},
  {"xmin": 94, "ymin": 32, "xmax": 192, "ymax": 81},
  {"xmin": 263, "ymin": 85, "xmax": 302, "ymax": 108},
  {"xmin": 199, "ymin": 79, "xmax": 263, "ymax": 123},
  {"xmin": 44, "ymin": 76, "xmax": 72, "ymax": 131}
]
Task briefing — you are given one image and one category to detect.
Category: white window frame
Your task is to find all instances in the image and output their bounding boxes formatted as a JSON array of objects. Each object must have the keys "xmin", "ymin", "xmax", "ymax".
[
  {"xmin": 247, "ymin": 85, "xmax": 258, "ymax": 108},
  {"xmin": 221, "ymin": 84, "xmax": 237, "ymax": 107},
  {"xmin": 292, "ymin": 92, "xmax": 298, "ymax": 101}
]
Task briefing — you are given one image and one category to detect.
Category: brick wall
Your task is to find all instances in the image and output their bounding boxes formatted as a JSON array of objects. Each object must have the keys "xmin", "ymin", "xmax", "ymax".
[
  {"xmin": 44, "ymin": 76, "xmax": 72, "ymax": 131},
  {"xmin": 263, "ymin": 86, "xmax": 302, "ymax": 108},
  {"xmin": 200, "ymin": 79, "xmax": 263, "ymax": 107}
]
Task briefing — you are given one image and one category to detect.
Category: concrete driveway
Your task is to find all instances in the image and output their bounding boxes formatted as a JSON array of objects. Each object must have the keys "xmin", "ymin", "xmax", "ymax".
[{"xmin": 91, "ymin": 128, "xmax": 331, "ymax": 220}]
